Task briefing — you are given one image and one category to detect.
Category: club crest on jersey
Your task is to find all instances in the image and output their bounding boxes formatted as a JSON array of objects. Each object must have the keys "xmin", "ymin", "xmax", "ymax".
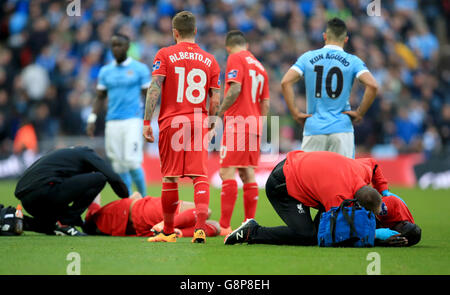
[
  {"xmin": 227, "ymin": 69, "xmax": 238, "ymax": 79},
  {"xmin": 127, "ymin": 69, "xmax": 134, "ymax": 76},
  {"xmin": 152, "ymin": 61, "xmax": 161, "ymax": 72}
]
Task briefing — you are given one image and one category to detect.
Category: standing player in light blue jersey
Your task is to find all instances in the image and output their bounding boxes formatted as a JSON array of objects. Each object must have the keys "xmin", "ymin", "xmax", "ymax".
[
  {"xmin": 87, "ymin": 33, "xmax": 150, "ymax": 196},
  {"xmin": 281, "ymin": 17, "xmax": 378, "ymax": 158}
]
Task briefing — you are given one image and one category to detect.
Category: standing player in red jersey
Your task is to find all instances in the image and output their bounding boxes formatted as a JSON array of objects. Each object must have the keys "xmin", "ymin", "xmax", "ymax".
[
  {"xmin": 143, "ymin": 11, "xmax": 220, "ymax": 243},
  {"xmin": 216, "ymin": 31, "xmax": 270, "ymax": 236},
  {"xmin": 224, "ymin": 151, "xmax": 421, "ymax": 246}
]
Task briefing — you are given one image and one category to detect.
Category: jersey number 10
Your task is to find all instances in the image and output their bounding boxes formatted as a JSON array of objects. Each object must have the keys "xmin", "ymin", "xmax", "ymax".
[
  {"xmin": 175, "ymin": 67, "xmax": 207, "ymax": 104},
  {"xmin": 313, "ymin": 65, "xmax": 343, "ymax": 99}
]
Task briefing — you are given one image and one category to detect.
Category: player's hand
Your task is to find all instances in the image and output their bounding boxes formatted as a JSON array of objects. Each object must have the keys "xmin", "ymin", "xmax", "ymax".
[
  {"xmin": 143, "ymin": 125, "xmax": 154, "ymax": 143},
  {"xmin": 377, "ymin": 234, "xmax": 408, "ymax": 247},
  {"xmin": 376, "ymin": 228, "xmax": 400, "ymax": 240},
  {"xmin": 293, "ymin": 112, "xmax": 312, "ymax": 126},
  {"xmin": 86, "ymin": 122, "xmax": 96, "ymax": 137},
  {"xmin": 342, "ymin": 110, "xmax": 363, "ymax": 124},
  {"xmin": 208, "ymin": 122, "xmax": 216, "ymax": 142}
]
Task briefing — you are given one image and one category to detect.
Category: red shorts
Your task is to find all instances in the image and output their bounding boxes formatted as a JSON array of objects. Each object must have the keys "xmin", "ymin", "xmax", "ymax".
[
  {"xmin": 85, "ymin": 198, "xmax": 133, "ymax": 236},
  {"xmin": 131, "ymin": 196, "xmax": 180, "ymax": 237},
  {"xmin": 220, "ymin": 131, "xmax": 260, "ymax": 167},
  {"xmin": 159, "ymin": 122, "xmax": 208, "ymax": 177}
]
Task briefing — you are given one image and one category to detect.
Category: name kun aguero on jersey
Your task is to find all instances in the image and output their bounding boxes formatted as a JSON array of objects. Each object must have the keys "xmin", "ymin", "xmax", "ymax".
[
  {"xmin": 309, "ymin": 52, "xmax": 350, "ymax": 67},
  {"xmin": 169, "ymin": 51, "xmax": 212, "ymax": 67}
]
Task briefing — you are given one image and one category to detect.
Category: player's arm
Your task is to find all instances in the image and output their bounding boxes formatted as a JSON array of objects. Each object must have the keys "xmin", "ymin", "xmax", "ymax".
[
  {"xmin": 281, "ymin": 69, "xmax": 311, "ymax": 125},
  {"xmin": 143, "ymin": 75, "xmax": 165, "ymax": 143},
  {"xmin": 208, "ymin": 88, "xmax": 220, "ymax": 130},
  {"xmin": 343, "ymin": 71, "xmax": 378, "ymax": 124},
  {"xmin": 260, "ymin": 99, "xmax": 270, "ymax": 116},
  {"xmin": 260, "ymin": 72, "xmax": 270, "ymax": 116},
  {"xmin": 86, "ymin": 89, "xmax": 107, "ymax": 137},
  {"xmin": 217, "ymin": 82, "xmax": 241, "ymax": 118},
  {"xmin": 83, "ymin": 148, "xmax": 129, "ymax": 198}
]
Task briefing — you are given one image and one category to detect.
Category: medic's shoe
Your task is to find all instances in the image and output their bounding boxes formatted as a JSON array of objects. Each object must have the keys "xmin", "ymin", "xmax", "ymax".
[
  {"xmin": 54, "ymin": 221, "xmax": 87, "ymax": 236},
  {"xmin": 147, "ymin": 231, "xmax": 177, "ymax": 243},
  {"xmin": 192, "ymin": 229, "xmax": 206, "ymax": 243},
  {"xmin": 224, "ymin": 219, "xmax": 259, "ymax": 245}
]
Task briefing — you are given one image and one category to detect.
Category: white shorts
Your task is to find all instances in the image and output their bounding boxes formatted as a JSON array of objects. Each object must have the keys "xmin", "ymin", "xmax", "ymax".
[
  {"xmin": 105, "ymin": 118, "xmax": 143, "ymax": 173},
  {"xmin": 301, "ymin": 132, "xmax": 355, "ymax": 158}
]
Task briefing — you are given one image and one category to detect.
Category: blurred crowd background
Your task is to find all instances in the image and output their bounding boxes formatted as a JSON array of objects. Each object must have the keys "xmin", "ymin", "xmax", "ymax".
[{"xmin": 0, "ymin": 0, "xmax": 449, "ymax": 160}]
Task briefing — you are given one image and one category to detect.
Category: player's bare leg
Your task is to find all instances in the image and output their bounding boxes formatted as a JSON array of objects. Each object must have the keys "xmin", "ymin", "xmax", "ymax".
[
  {"xmin": 219, "ymin": 167, "xmax": 238, "ymax": 235},
  {"xmin": 238, "ymin": 167, "xmax": 259, "ymax": 222}
]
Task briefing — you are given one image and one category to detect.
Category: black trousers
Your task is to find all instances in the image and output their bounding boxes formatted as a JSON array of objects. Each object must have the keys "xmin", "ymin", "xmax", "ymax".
[
  {"xmin": 249, "ymin": 159, "xmax": 322, "ymax": 246},
  {"xmin": 20, "ymin": 172, "xmax": 107, "ymax": 234}
]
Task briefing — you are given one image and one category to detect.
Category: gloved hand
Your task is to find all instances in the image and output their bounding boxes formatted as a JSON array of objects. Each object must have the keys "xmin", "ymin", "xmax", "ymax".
[
  {"xmin": 381, "ymin": 190, "xmax": 407, "ymax": 204},
  {"xmin": 375, "ymin": 228, "xmax": 400, "ymax": 241}
]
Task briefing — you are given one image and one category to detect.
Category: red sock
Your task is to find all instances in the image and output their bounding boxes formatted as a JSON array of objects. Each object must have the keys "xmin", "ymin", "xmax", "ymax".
[
  {"xmin": 243, "ymin": 182, "xmax": 259, "ymax": 221},
  {"xmin": 161, "ymin": 182, "xmax": 179, "ymax": 234},
  {"xmin": 174, "ymin": 208, "xmax": 196, "ymax": 229},
  {"xmin": 193, "ymin": 177, "xmax": 210, "ymax": 230},
  {"xmin": 219, "ymin": 179, "xmax": 238, "ymax": 228}
]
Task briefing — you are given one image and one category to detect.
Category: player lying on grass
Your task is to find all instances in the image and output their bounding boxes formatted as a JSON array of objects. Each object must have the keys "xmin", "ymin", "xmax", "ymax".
[
  {"xmin": 224, "ymin": 150, "xmax": 421, "ymax": 247},
  {"xmin": 82, "ymin": 192, "xmax": 220, "ymax": 239}
]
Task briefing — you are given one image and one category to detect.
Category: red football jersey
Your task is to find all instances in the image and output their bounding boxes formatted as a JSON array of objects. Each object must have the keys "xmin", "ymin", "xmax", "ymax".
[
  {"xmin": 377, "ymin": 195, "xmax": 415, "ymax": 228},
  {"xmin": 152, "ymin": 42, "xmax": 221, "ymax": 132},
  {"xmin": 85, "ymin": 198, "xmax": 134, "ymax": 236},
  {"xmin": 224, "ymin": 50, "xmax": 269, "ymax": 135},
  {"xmin": 283, "ymin": 151, "xmax": 389, "ymax": 211},
  {"xmin": 130, "ymin": 196, "xmax": 165, "ymax": 237}
]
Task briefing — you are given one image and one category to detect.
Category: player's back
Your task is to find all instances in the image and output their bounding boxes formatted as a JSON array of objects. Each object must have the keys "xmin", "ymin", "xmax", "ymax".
[
  {"xmin": 293, "ymin": 45, "xmax": 368, "ymax": 136},
  {"xmin": 152, "ymin": 42, "xmax": 220, "ymax": 132},
  {"xmin": 284, "ymin": 150, "xmax": 371, "ymax": 210},
  {"xmin": 224, "ymin": 50, "xmax": 269, "ymax": 119}
]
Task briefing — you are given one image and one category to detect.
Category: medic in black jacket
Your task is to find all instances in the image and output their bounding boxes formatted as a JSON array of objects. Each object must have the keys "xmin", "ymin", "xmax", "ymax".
[{"xmin": 14, "ymin": 146, "xmax": 129, "ymax": 236}]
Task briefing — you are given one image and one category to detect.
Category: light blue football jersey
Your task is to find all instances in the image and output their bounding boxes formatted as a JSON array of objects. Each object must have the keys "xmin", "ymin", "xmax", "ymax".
[
  {"xmin": 291, "ymin": 45, "xmax": 369, "ymax": 136},
  {"xmin": 97, "ymin": 57, "xmax": 151, "ymax": 121}
]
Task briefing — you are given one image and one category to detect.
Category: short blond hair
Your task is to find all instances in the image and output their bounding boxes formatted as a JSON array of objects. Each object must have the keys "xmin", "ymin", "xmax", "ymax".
[{"xmin": 172, "ymin": 11, "xmax": 196, "ymax": 38}]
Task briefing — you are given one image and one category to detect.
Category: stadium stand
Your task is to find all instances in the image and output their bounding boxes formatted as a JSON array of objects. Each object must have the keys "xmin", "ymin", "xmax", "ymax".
[{"xmin": 0, "ymin": 0, "xmax": 448, "ymax": 161}]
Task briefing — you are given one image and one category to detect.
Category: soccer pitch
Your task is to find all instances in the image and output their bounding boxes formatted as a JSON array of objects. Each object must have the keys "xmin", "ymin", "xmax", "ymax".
[{"xmin": 0, "ymin": 180, "xmax": 449, "ymax": 275}]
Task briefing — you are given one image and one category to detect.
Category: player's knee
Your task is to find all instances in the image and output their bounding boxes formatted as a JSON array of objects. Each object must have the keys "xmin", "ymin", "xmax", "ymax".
[
  {"xmin": 238, "ymin": 167, "xmax": 255, "ymax": 184},
  {"xmin": 219, "ymin": 168, "xmax": 234, "ymax": 180}
]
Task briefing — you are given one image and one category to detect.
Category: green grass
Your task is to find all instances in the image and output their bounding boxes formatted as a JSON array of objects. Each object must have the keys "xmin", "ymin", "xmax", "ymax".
[{"xmin": 0, "ymin": 180, "xmax": 449, "ymax": 275}]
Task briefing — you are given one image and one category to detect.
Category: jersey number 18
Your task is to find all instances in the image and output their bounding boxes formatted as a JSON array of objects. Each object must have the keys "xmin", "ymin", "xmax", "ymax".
[{"xmin": 175, "ymin": 67, "xmax": 207, "ymax": 104}]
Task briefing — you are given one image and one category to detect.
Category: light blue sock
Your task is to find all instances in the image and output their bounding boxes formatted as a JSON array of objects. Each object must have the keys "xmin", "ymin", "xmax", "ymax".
[
  {"xmin": 118, "ymin": 172, "xmax": 132, "ymax": 196},
  {"xmin": 130, "ymin": 167, "xmax": 147, "ymax": 196}
]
